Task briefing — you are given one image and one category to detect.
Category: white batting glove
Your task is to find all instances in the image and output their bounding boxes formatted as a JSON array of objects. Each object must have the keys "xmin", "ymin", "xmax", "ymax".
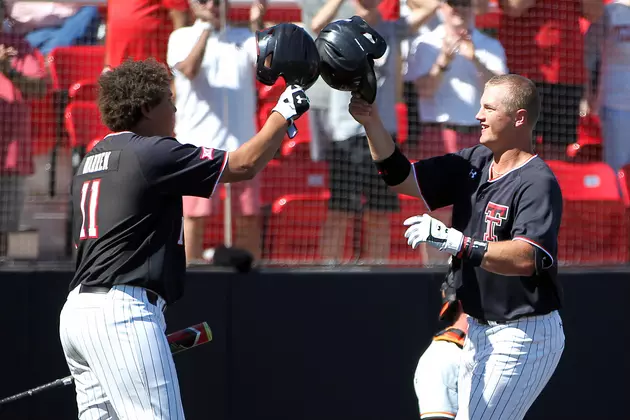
[
  {"xmin": 272, "ymin": 85, "xmax": 310, "ymax": 139},
  {"xmin": 403, "ymin": 214, "xmax": 464, "ymax": 255}
]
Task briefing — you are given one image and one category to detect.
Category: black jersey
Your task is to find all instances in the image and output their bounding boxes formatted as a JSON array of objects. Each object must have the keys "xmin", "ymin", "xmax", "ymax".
[
  {"xmin": 69, "ymin": 132, "xmax": 227, "ymax": 304},
  {"xmin": 413, "ymin": 145, "xmax": 564, "ymax": 321}
]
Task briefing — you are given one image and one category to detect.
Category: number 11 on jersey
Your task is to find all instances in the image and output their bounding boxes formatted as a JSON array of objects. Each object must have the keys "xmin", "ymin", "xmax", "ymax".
[{"xmin": 79, "ymin": 179, "xmax": 101, "ymax": 239}]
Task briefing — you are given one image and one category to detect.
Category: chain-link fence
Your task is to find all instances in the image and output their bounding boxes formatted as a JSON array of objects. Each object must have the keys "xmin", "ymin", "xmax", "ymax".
[{"xmin": 1, "ymin": 0, "xmax": 628, "ymax": 266}]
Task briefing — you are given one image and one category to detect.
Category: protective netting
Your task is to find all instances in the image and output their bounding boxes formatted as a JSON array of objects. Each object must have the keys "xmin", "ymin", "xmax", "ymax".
[{"xmin": 1, "ymin": 0, "xmax": 628, "ymax": 266}]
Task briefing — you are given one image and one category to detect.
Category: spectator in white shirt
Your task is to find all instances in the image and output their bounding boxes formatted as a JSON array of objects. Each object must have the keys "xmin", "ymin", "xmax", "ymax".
[
  {"xmin": 584, "ymin": 0, "xmax": 630, "ymax": 172},
  {"xmin": 167, "ymin": 0, "xmax": 266, "ymax": 263},
  {"xmin": 405, "ymin": 0, "xmax": 507, "ymax": 160}
]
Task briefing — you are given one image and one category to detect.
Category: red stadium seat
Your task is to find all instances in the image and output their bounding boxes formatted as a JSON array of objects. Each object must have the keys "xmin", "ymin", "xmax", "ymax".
[
  {"xmin": 280, "ymin": 120, "xmax": 312, "ymax": 159},
  {"xmin": 64, "ymin": 102, "xmax": 109, "ymax": 149},
  {"xmin": 567, "ymin": 115, "xmax": 603, "ymax": 162},
  {"xmin": 48, "ymin": 46, "xmax": 105, "ymax": 91},
  {"xmin": 618, "ymin": 166, "xmax": 630, "ymax": 262},
  {"xmin": 619, "ymin": 165, "xmax": 630, "ymax": 208},
  {"xmin": 259, "ymin": 159, "xmax": 328, "ymax": 205},
  {"xmin": 264, "ymin": 191, "xmax": 354, "ymax": 264},
  {"xmin": 547, "ymin": 161, "xmax": 629, "ymax": 264},
  {"xmin": 68, "ymin": 79, "xmax": 99, "ymax": 102}
]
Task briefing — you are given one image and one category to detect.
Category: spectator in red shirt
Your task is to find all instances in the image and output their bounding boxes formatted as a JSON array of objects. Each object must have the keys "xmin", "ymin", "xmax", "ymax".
[
  {"xmin": 498, "ymin": 0, "xmax": 604, "ymax": 160},
  {"xmin": 0, "ymin": 0, "xmax": 48, "ymax": 255},
  {"xmin": 104, "ymin": 0, "xmax": 190, "ymax": 68}
]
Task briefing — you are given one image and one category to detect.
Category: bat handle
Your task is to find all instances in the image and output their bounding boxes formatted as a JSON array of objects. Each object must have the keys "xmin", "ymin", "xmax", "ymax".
[{"xmin": 0, "ymin": 375, "xmax": 74, "ymax": 406}]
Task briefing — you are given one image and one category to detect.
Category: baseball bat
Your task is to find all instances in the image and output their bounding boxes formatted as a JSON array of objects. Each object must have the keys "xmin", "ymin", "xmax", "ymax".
[{"xmin": 0, "ymin": 322, "xmax": 213, "ymax": 406}]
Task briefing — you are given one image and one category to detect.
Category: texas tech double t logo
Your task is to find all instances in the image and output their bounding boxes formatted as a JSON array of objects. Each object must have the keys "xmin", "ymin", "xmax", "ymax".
[{"xmin": 483, "ymin": 202, "xmax": 510, "ymax": 242}]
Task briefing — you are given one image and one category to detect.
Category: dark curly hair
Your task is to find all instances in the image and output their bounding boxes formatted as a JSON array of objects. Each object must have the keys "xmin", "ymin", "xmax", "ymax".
[{"xmin": 98, "ymin": 58, "xmax": 172, "ymax": 132}]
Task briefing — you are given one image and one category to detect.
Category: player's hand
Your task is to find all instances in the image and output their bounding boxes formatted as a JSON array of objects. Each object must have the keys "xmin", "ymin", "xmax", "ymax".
[
  {"xmin": 403, "ymin": 214, "xmax": 464, "ymax": 255},
  {"xmin": 348, "ymin": 91, "xmax": 380, "ymax": 127},
  {"xmin": 272, "ymin": 84, "xmax": 310, "ymax": 139},
  {"xmin": 438, "ymin": 36, "xmax": 460, "ymax": 66}
]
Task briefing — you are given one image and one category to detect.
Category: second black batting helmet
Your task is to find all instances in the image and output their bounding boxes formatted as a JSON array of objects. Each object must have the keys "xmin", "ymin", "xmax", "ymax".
[
  {"xmin": 315, "ymin": 16, "xmax": 387, "ymax": 103},
  {"xmin": 256, "ymin": 23, "xmax": 320, "ymax": 91}
]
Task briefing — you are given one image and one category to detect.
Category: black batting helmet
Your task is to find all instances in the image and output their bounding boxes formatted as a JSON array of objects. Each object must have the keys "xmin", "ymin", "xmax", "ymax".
[
  {"xmin": 256, "ymin": 23, "xmax": 320, "ymax": 91},
  {"xmin": 315, "ymin": 16, "xmax": 387, "ymax": 104}
]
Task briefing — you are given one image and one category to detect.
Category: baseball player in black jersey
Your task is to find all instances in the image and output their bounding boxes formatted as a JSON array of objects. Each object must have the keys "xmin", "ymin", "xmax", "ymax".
[
  {"xmin": 348, "ymin": 74, "xmax": 565, "ymax": 420},
  {"xmin": 58, "ymin": 23, "xmax": 319, "ymax": 420}
]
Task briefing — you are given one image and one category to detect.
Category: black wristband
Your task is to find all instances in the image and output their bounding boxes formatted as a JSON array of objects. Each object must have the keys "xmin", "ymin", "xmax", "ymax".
[
  {"xmin": 373, "ymin": 146, "xmax": 412, "ymax": 186},
  {"xmin": 457, "ymin": 237, "xmax": 488, "ymax": 267}
]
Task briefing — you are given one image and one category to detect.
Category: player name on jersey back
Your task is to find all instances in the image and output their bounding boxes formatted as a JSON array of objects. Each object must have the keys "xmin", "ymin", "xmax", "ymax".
[{"xmin": 80, "ymin": 151, "xmax": 121, "ymax": 175}]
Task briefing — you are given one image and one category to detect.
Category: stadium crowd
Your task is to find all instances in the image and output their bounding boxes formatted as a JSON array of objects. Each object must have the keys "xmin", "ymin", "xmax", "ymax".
[{"xmin": 0, "ymin": 0, "xmax": 628, "ymax": 266}]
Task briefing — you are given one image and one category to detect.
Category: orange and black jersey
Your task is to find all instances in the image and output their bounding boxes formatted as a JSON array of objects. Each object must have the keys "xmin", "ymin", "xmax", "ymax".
[
  {"xmin": 413, "ymin": 145, "xmax": 564, "ymax": 322},
  {"xmin": 69, "ymin": 132, "xmax": 227, "ymax": 304}
]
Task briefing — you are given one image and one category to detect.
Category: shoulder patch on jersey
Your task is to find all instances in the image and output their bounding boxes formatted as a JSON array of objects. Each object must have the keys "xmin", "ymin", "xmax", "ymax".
[{"xmin": 200, "ymin": 147, "xmax": 216, "ymax": 160}]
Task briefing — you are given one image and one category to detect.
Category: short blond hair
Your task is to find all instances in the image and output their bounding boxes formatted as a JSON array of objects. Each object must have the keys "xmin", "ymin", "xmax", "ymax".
[{"xmin": 486, "ymin": 74, "xmax": 540, "ymax": 128}]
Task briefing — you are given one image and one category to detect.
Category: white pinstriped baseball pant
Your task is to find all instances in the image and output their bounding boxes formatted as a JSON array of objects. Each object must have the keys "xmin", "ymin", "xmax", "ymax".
[
  {"xmin": 456, "ymin": 311, "xmax": 565, "ymax": 420},
  {"xmin": 59, "ymin": 284, "xmax": 185, "ymax": 420}
]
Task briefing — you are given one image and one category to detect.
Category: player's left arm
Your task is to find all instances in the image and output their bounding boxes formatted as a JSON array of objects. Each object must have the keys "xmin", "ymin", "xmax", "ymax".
[
  {"xmin": 470, "ymin": 176, "xmax": 562, "ymax": 276},
  {"xmin": 478, "ymin": 238, "xmax": 537, "ymax": 276},
  {"xmin": 503, "ymin": 176, "xmax": 563, "ymax": 275}
]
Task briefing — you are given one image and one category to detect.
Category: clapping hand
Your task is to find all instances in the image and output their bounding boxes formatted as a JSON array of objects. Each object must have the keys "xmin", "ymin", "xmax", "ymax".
[
  {"xmin": 250, "ymin": 0, "xmax": 267, "ymax": 26},
  {"xmin": 456, "ymin": 30, "xmax": 475, "ymax": 61}
]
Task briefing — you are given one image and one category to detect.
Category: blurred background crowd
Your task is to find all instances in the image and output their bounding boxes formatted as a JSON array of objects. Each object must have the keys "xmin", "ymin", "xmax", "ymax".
[{"xmin": 0, "ymin": 0, "xmax": 628, "ymax": 268}]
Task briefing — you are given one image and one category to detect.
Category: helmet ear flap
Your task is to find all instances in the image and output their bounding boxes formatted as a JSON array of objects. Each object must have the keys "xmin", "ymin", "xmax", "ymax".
[
  {"xmin": 255, "ymin": 24, "xmax": 320, "ymax": 90},
  {"xmin": 255, "ymin": 29, "xmax": 278, "ymax": 86},
  {"xmin": 352, "ymin": 15, "xmax": 387, "ymax": 59},
  {"xmin": 358, "ymin": 58, "xmax": 378, "ymax": 104}
]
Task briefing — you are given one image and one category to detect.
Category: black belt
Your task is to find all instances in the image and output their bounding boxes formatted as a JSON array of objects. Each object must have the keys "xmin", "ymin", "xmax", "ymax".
[
  {"xmin": 79, "ymin": 284, "xmax": 161, "ymax": 307},
  {"xmin": 476, "ymin": 319, "xmax": 509, "ymax": 326}
]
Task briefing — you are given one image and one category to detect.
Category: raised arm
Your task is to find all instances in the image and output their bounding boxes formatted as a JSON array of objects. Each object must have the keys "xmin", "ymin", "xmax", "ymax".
[
  {"xmin": 220, "ymin": 85, "xmax": 309, "ymax": 183},
  {"xmin": 140, "ymin": 85, "xmax": 309, "ymax": 197},
  {"xmin": 348, "ymin": 93, "xmax": 471, "ymax": 209},
  {"xmin": 348, "ymin": 93, "xmax": 420, "ymax": 198},
  {"xmin": 167, "ymin": 4, "xmax": 213, "ymax": 80},
  {"xmin": 311, "ymin": 0, "xmax": 347, "ymax": 34},
  {"xmin": 405, "ymin": 0, "xmax": 441, "ymax": 34}
]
